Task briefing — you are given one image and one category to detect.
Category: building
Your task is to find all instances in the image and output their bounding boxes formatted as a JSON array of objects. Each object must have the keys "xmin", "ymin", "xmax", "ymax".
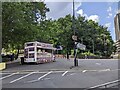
[
  {"xmin": 114, "ymin": 13, "xmax": 120, "ymax": 40},
  {"xmin": 114, "ymin": 12, "xmax": 120, "ymax": 58}
]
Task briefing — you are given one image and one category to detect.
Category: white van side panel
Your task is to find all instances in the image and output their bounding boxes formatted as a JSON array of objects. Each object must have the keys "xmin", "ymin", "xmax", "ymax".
[{"xmin": 24, "ymin": 58, "xmax": 36, "ymax": 62}]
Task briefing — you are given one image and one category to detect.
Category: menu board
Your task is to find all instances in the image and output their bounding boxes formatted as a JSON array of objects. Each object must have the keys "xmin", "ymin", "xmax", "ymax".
[{"xmin": 37, "ymin": 52, "xmax": 51, "ymax": 58}]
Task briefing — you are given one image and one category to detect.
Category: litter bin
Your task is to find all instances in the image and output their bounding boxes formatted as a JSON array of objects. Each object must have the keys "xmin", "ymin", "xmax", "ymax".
[
  {"xmin": 20, "ymin": 57, "xmax": 24, "ymax": 65},
  {"xmin": 76, "ymin": 59, "xmax": 78, "ymax": 66}
]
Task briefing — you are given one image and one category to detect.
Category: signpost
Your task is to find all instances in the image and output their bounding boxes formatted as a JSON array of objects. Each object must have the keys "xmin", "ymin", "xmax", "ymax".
[
  {"xmin": 72, "ymin": 35, "xmax": 77, "ymax": 66},
  {"xmin": 77, "ymin": 43, "xmax": 86, "ymax": 50},
  {"xmin": 72, "ymin": 35, "xmax": 77, "ymax": 41},
  {"xmin": 56, "ymin": 46, "xmax": 63, "ymax": 50},
  {"xmin": 74, "ymin": 42, "xmax": 86, "ymax": 66},
  {"xmin": 56, "ymin": 45, "xmax": 63, "ymax": 55}
]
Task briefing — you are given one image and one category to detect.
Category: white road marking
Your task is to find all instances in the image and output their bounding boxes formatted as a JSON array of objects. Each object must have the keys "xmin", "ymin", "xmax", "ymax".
[
  {"xmin": 110, "ymin": 69, "xmax": 120, "ymax": 71},
  {"xmin": 89, "ymin": 79, "xmax": 120, "ymax": 89},
  {"xmin": 98, "ymin": 69, "xmax": 111, "ymax": 72},
  {"xmin": 82, "ymin": 70, "xmax": 87, "ymax": 73},
  {"xmin": 5, "ymin": 70, "xmax": 65, "ymax": 74},
  {"xmin": 54, "ymin": 71, "xmax": 66, "ymax": 73},
  {"xmin": 96, "ymin": 63, "xmax": 101, "ymax": 65},
  {"xmin": 0, "ymin": 72, "xmax": 19, "ymax": 80},
  {"xmin": 70, "ymin": 73, "xmax": 76, "ymax": 76},
  {"xmin": 27, "ymin": 79, "xmax": 39, "ymax": 83},
  {"xmin": 10, "ymin": 72, "xmax": 35, "ymax": 83},
  {"xmin": 1, "ymin": 71, "xmax": 65, "ymax": 76},
  {"xmin": 27, "ymin": 71, "xmax": 53, "ymax": 83},
  {"xmin": 38, "ymin": 71, "xmax": 52, "ymax": 80},
  {"xmin": 62, "ymin": 71, "xmax": 68, "ymax": 76},
  {"xmin": 36, "ymin": 70, "xmax": 65, "ymax": 73}
]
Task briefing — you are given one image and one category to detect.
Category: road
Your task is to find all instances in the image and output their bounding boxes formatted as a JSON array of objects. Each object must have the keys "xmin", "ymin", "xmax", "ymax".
[{"xmin": 1, "ymin": 58, "xmax": 119, "ymax": 88}]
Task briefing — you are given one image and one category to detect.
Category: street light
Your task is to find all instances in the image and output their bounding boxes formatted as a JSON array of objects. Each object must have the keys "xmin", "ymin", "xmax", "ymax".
[
  {"xmin": 72, "ymin": 0, "xmax": 78, "ymax": 66},
  {"xmin": 73, "ymin": 0, "xmax": 75, "ymax": 36}
]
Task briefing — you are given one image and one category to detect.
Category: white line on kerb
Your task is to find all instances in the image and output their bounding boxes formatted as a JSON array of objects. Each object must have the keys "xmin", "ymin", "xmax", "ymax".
[
  {"xmin": 10, "ymin": 72, "xmax": 35, "ymax": 83},
  {"xmin": 38, "ymin": 71, "xmax": 53, "ymax": 80},
  {"xmin": 70, "ymin": 73, "xmax": 76, "ymax": 76},
  {"xmin": 0, "ymin": 72, "xmax": 19, "ymax": 80},
  {"xmin": 98, "ymin": 69, "xmax": 111, "ymax": 72},
  {"xmin": 62, "ymin": 71, "xmax": 68, "ymax": 76},
  {"xmin": 89, "ymin": 79, "xmax": 120, "ymax": 89}
]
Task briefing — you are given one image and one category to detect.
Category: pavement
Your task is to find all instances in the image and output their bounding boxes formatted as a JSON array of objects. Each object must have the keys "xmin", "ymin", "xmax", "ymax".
[
  {"xmin": 1, "ymin": 58, "xmax": 119, "ymax": 89},
  {"xmin": 0, "ymin": 58, "xmax": 21, "ymax": 70}
]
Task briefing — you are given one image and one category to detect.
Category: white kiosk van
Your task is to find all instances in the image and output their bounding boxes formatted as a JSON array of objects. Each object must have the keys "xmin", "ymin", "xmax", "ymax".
[{"xmin": 24, "ymin": 41, "xmax": 56, "ymax": 64}]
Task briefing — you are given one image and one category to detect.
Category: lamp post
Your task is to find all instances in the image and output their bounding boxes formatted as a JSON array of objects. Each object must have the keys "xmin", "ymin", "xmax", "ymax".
[
  {"xmin": 73, "ymin": 0, "xmax": 75, "ymax": 36},
  {"xmin": 72, "ymin": 0, "xmax": 78, "ymax": 66}
]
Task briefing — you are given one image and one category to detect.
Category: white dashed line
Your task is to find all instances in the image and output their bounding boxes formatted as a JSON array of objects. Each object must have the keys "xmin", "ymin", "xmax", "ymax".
[
  {"xmin": 27, "ymin": 79, "xmax": 39, "ymax": 83},
  {"xmin": 95, "ymin": 63, "xmax": 101, "ymax": 65},
  {"xmin": 53, "ymin": 71, "xmax": 66, "ymax": 73},
  {"xmin": 70, "ymin": 73, "xmax": 76, "ymax": 76},
  {"xmin": 98, "ymin": 69, "xmax": 111, "ymax": 72},
  {"xmin": 82, "ymin": 70, "xmax": 87, "ymax": 73},
  {"xmin": 110, "ymin": 69, "xmax": 120, "ymax": 71},
  {"xmin": 0, "ymin": 72, "xmax": 19, "ymax": 80},
  {"xmin": 10, "ymin": 72, "xmax": 35, "ymax": 83},
  {"xmin": 62, "ymin": 71, "xmax": 68, "ymax": 76}
]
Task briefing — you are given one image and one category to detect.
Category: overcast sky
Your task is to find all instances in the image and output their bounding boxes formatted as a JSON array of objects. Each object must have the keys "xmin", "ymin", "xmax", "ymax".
[{"xmin": 44, "ymin": 1, "xmax": 119, "ymax": 41}]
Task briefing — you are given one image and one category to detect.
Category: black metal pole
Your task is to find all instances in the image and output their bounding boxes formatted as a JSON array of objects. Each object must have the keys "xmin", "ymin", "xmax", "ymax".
[
  {"xmin": 73, "ymin": 0, "xmax": 75, "ymax": 36},
  {"xmin": 73, "ymin": 0, "xmax": 78, "ymax": 66}
]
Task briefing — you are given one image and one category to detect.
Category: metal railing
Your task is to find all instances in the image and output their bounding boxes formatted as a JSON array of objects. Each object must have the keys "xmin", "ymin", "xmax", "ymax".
[{"xmin": 85, "ymin": 79, "xmax": 120, "ymax": 90}]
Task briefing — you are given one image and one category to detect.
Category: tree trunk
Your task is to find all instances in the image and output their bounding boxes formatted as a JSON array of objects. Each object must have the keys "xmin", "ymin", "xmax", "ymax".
[
  {"xmin": 15, "ymin": 47, "xmax": 20, "ymax": 60},
  {"xmin": 66, "ymin": 48, "xmax": 69, "ymax": 59},
  {"xmin": 67, "ymin": 52, "xmax": 69, "ymax": 59}
]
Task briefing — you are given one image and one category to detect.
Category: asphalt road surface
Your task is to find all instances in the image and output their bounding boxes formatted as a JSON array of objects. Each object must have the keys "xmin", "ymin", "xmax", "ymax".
[{"xmin": 1, "ymin": 58, "xmax": 119, "ymax": 88}]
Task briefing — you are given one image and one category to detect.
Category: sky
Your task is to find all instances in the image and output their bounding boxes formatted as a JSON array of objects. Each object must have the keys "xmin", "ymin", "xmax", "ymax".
[{"xmin": 44, "ymin": 1, "xmax": 119, "ymax": 41}]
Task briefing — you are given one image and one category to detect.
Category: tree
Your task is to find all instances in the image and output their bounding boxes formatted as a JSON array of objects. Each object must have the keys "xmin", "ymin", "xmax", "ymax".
[
  {"xmin": 2, "ymin": 2, "xmax": 49, "ymax": 58},
  {"xmin": 41, "ymin": 14, "xmax": 114, "ymax": 58},
  {"xmin": 2, "ymin": 2, "xmax": 114, "ymax": 58}
]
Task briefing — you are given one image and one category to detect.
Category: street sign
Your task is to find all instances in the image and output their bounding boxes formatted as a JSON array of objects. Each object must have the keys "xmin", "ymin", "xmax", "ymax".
[
  {"xmin": 56, "ymin": 46, "xmax": 63, "ymax": 50},
  {"xmin": 77, "ymin": 43, "xmax": 86, "ymax": 50},
  {"xmin": 72, "ymin": 35, "xmax": 77, "ymax": 41}
]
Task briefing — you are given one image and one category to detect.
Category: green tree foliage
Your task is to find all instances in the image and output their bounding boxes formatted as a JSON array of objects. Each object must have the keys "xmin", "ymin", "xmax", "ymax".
[
  {"xmin": 2, "ymin": 2, "xmax": 49, "ymax": 58},
  {"xmin": 47, "ymin": 15, "xmax": 114, "ymax": 57},
  {"xmin": 2, "ymin": 2, "xmax": 114, "ymax": 58},
  {"xmin": 2, "ymin": 2, "xmax": 49, "ymax": 49}
]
